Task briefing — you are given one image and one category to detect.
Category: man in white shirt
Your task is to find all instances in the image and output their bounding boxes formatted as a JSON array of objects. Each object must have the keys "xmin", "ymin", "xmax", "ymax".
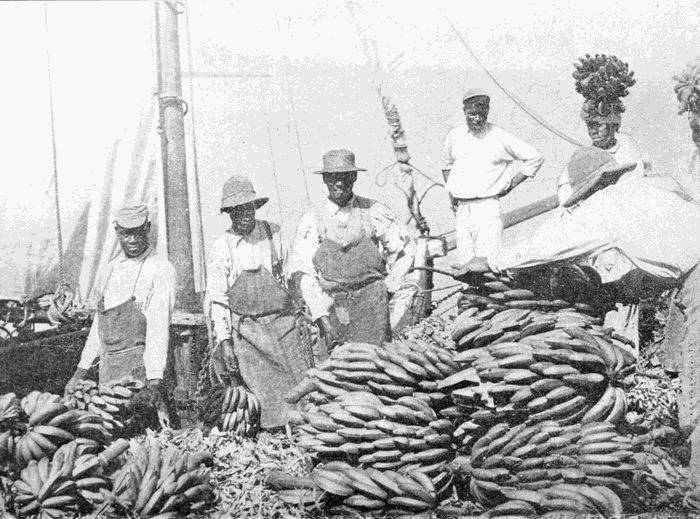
[
  {"xmin": 442, "ymin": 89, "xmax": 544, "ymax": 268},
  {"xmin": 457, "ymin": 146, "xmax": 700, "ymax": 489},
  {"xmin": 288, "ymin": 149, "xmax": 414, "ymax": 350},
  {"xmin": 64, "ymin": 204, "xmax": 177, "ymax": 423}
]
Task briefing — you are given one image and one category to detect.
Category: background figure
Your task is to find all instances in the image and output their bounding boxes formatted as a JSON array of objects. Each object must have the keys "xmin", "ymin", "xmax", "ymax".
[
  {"xmin": 442, "ymin": 89, "xmax": 544, "ymax": 267},
  {"xmin": 207, "ymin": 176, "xmax": 311, "ymax": 430}
]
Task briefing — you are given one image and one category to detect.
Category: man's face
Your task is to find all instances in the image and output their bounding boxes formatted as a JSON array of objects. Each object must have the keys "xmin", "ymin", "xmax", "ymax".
[
  {"xmin": 323, "ymin": 171, "xmax": 357, "ymax": 207},
  {"xmin": 463, "ymin": 97, "xmax": 490, "ymax": 133},
  {"xmin": 228, "ymin": 202, "xmax": 256, "ymax": 235},
  {"xmin": 690, "ymin": 115, "xmax": 700, "ymax": 149},
  {"xmin": 116, "ymin": 222, "xmax": 151, "ymax": 258},
  {"xmin": 586, "ymin": 120, "xmax": 617, "ymax": 149}
]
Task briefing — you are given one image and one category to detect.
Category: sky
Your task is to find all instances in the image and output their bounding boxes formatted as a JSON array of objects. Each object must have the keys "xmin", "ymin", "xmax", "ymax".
[{"xmin": 0, "ymin": 0, "xmax": 698, "ymax": 295}]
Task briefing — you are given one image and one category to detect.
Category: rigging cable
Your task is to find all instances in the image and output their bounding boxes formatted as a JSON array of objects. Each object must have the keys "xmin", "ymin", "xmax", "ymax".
[
  {"xmin": 43, "ymin": 2, "xmax": 65, "ymax": 283},
  {"xmin": 441, "ymin": 12, "xmax": 584, "ymax": 148},
  {"xmin": 183, "ymin": 2, "xmax": 208, "ymax": 286}
]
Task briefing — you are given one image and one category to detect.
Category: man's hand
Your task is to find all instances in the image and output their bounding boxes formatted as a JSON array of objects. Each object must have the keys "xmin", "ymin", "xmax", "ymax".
[
  {"xmin": 212, "ymin": 339, "xmax": 239, "ymax": 383},
  {"xmin": 449, "ymin": 194, "xmax": 458, "ymax": 214},
  {"xmin": 64, "ymin": 367, "xmax": 88, "ymax": 397},
  {"xmin": 499, "ymin": 173, "xmax": 528, "ymax": 197},
  {"xmin": 130, "ymin": 379, "xmax": 163, "ymax": 412},
  {"xmin": 316, "ymin": 316, "xmax": 341, "ymax": 348}
]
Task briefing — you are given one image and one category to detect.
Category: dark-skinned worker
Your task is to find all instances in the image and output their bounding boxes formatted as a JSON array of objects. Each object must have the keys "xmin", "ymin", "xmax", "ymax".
[
  {"xmin": 64, "ymin": 204, "xmax": 178, "ymax": 428},
  {"xmin": 442, "ymin": 89, "xmax": 544, "ymax": 269},
  {"xmin": 207, "ymin": 176, "xmax": 312, "ymax": 430},
  {"xmin": 455, "ymin": 146, "xmax": 700, "ymax": 491},
  {"xmin": 288, "ymin": 149, "xmax": 414, "ymax": 353}
]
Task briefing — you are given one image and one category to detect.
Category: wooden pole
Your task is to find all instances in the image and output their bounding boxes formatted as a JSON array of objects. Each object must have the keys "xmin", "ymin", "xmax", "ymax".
[{"xmin": 155, "ymin": 0, "xmax": 198, "ymax": 313}]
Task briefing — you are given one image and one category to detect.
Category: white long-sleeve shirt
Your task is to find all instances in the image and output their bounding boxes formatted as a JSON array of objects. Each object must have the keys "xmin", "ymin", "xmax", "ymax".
[
  {"xmin": 287, "ymin": 196, "xmax": 414, "ymax": 321},
  {"xmin": 489, "ymin": 177, "xmax": 700, "ymax": 288},
  {"xmin": 557, "ymin": 133, "xmax": 650, "ymax": 205},
  {"xmin": 78, "ymin": 248, "xmax": 176, "ymax": 380},
  {"xmin": 441, "ymin": 122, "xmax": 544, "ymax": 199},
  {"xmin": 206, "ymin": 221, "xmax": 285, "ymax": 343}
]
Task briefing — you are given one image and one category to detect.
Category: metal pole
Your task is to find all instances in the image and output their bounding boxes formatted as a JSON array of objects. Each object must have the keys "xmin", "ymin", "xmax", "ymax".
[{"xmin": 155, "ymin": 0, "xmax": 198, "ymax": 313}]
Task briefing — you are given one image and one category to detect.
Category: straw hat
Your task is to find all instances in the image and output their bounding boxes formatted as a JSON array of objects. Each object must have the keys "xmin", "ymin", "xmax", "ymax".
[
  {"xmin": 220, "ymin": 176, "xmax": 268, "ymax": 212},
  {"xmin": 562, "ymin": 147, "xmax": 636, "ymax": 207},
  {"xmin": 313, "ymin": 149, "xmax": 367, "ymax": 174}
]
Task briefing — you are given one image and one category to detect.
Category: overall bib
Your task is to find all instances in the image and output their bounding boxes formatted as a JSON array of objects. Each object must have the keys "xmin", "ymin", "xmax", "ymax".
[
  {"xmin": 225, "ymin": 223, "xmax": 312, "ymax": 429},
  {"xmin": 312, "ymin": 203, "xmax": 390, "ymax": 346},
  {"xmin": 96, "ymin": 257, "xmax": 176, "ymax": 428}
]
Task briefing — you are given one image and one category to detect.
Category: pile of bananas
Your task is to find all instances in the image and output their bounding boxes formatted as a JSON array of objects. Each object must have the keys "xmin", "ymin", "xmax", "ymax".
[
  {"xmin": 0, "ymin": 393, "xmax": 22, "ymax": 464},
  {"xmin": 200, "ymin": 385, "xmax": 261, "ymax": 437},
  {"xmin": 14, "ymin": 391, "xmax": 112, "ymax": 466},
  {"xmin": 63, "ymin": 378, "xmax": 144, "ymax": 434},
  {"xmin": 12, "ymin": 438, "xmax": 129, "ymax": 518},
  {"xmin": 109, "ymin": 439, "xmax": 214, "ymax": 517},
  {"xmin": 572, "ymin": 53, "xmax": 636, "ymax": 116},
  {"xmin": 467, "ymin": 420, "xmax": 633, "ymax": 515},
  {"xmin": 673, "ymin": 57, "xmax": 700, "ymax": 115}
]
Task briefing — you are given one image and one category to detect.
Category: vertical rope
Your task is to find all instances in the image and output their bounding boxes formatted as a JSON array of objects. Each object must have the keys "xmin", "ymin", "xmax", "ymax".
[{"xmin": 43, "ymin": 2, "xmax": 64, "ymax": 283}]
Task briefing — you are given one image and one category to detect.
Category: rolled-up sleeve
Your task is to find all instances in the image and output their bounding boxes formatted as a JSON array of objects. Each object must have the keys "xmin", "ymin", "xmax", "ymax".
[
  {"xmin": 206, "ymin": 237, "xmax": 235, "ymax": 344},
  {"xmin": 502, "ymin": 131, "xmax": 544, "ymax": 178},
  {"xmin": 441, "ymin": 131, "xmax": 455, "ymax": 170},
  {"xmin": 287, "ymin": 212, "xmax": 333, "ymax": 320},
  {"xmin": 143, "ymin": 261, "xmax": 176, "ymax": 380}
]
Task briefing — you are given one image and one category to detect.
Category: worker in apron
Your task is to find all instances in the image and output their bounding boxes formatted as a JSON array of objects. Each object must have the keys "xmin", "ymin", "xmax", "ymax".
[
  {"xmin": 64, "ymin": 204, "xmax": 178, "ymax": 429},
  {"xmin": 288, "ymin": 149, "xmax": 414, "ymax": 352},
  {"xmin": 207, "ymin": 176, "xmax": 312, "ymax": 429}
]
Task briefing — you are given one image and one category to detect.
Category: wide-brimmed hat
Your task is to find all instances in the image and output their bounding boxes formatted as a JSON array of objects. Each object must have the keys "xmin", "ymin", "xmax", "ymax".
[
  {"xmin": 562, "ymin": 146, "xmax": 636, "ymax": 207},
  {"xmin": 462, "ymin": 88, "xmax": 490, "ymax": 104},
  {"xmin": 220, "ymin": 175, "xmax": 268, "ymax": 212},
  {"xmin": 313, "ymin": 149, "xmax": 367, "ymax": 175},
  {"xmin": 114, "ymin": 204, "xmax": 149, "ymax": 229}
]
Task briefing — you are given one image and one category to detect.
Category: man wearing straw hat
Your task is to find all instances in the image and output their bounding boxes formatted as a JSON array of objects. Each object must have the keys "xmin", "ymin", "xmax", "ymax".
[
  {"xmin": 64, "ymin": 204, "xmax": 178, "ymax": 428},
  {"xmin": 442, "ymin": 88, "xmax": 544, "ymax": 269},
  {"xmin": 207, "ymin": 176, "xmax": 312, "ymax": 430},
  {"xmin": 457, "ymin": 146, "xmax": 700, "ymax": 491},
  {"xmin": 288, "ymin": 149, "xmax": 413, "ymax": 351}
]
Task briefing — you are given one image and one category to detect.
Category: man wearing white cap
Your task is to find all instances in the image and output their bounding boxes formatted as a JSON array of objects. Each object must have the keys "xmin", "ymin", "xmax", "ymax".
[
  {"xmin": 207, "ymin": 176, "xmax": 312, "ymax": 429},
  {"xmin": 288, "ymin": 149, "xmax": 414, "ymax": 350},
  {"xmin": 441, "ymin": 89, "xmax": 544, "ymax": 267},
  {"xmin": 64, "ymin": 204, "xmax": 177, "ymax": 424},
  {"xmin": 457, "ymin": 146, "xmax": 700, "ymax": 492}
]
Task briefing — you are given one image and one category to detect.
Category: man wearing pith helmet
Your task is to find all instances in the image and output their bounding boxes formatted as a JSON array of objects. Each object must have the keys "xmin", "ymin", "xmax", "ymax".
[
  {"xmin": 64, "ymin": 203, "xmax": 178, "ymax": 428},
  {"xmin": 207, "ymin": 175, "xmax": 312, "ymax": 430},
  {"xmin": 441, "ymin": 88, "xmax": 544, "ymax": 269},
  {"xmin": 288, "ymin": 149, "xmax": 414, "ymax": 351}
]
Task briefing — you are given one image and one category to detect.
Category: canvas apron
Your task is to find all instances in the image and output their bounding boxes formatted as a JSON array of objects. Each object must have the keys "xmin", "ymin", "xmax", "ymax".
[
  {"xmin": 96, "ymin": 258, "xmax": 176, "ymax": 428},
  {"xmin": 312, "ymin": 206, "xmax": 390, "ymax": 347},
  {"xmin": 225, "ymin": 224, "xmax": 311, "ymax": 429}
]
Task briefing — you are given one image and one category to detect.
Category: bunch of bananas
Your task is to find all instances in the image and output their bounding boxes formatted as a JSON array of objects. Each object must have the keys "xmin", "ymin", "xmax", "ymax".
[
  {"xmin": 15, "ymin": 391, "xmax": 112, "ymax": 465},
  {"xmin": 12, "ymin": 438, "xmax": 129, "ymax": 518},
  {"xmin": 0, "ymin": 393, "xmax": 22, "ymax": 464},
  {"xmin": 63, "ymin": 378, "xmax": 144, "ymax": 434},
  {"xmin": 109, "ymin": 439, "xmax": 214, "ymax": 517},
  {"xmin": 200, "ymin": 385, "xmax": 261, "ymax": 437},
  {"xmin": 572, "ymin": 53, "xmax": 636, "ymax": 116},
  {"xmin": 287, "ymin": 340, "xmax": 460, "ymax": 409},
  {"xmin": 466, "ymin": 420, "xmax": 633, "ymax": 514},
  {"xmin": 673, "ymin": 57, "xmax": 700, "ymax": 115}
]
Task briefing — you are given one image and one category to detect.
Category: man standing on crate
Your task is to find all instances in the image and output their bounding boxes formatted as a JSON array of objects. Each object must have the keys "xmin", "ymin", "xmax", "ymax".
[
  {"xmin": 207, "ymin": 176, "xmax": 312, "ymax": 430},
  {"xmin": 288, "ymin": 149, "xmax": 414, "ymax": 351},
  {"xmin": 64, "ymin": 204, "xmax": 178, "ymax": 428},
  {"xmin": 442, "ymin": 89, "xmax": 544, "ymax": 269},
  {"xmin": 456, "ymin": 146, "xmax": 700, "ymax": 492}
]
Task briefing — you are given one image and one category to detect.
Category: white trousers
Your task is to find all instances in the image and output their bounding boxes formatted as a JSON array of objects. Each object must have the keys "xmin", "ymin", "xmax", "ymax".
[{"xmin": 454, "ymin": 197, "xmax": 503, "ymax": 263}]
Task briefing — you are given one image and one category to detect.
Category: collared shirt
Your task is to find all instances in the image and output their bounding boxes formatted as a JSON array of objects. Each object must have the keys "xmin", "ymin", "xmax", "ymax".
[
  {"xmin": 288, "ymin": 195, "xmax": 414, "ymax": 321},
  {"xmin": 489, "ymin": 177, "xmax": 700, "ymax": 289},
  {"xmin": 206, "ymin": 220, "xmax": 284, "ymax": 343},
  {"xmin": 78, "ymin": 248, "xmax": 176, "ymax": 380},
  {"xmin": 557, "ymin": 133, "xmax": 650, "ymax": 205},
  {"xmin": 441, "ymin": 122, "xmax": 544, "ymax": 199}
]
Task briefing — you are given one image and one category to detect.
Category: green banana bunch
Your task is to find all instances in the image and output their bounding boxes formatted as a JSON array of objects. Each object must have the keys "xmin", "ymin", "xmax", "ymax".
[{"xmin": 673, "ymin": 57, "xmax": 700, "ymax": 115}]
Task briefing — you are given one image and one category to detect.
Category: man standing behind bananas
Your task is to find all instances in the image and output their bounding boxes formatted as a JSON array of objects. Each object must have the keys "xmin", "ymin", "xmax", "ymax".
[
  {"xmin": 64, "ymin": 204, "xmax": 178, "ymax": 428},
  {"xmin": 207, "ymin": 176, "xmax": 312, "ymax": 430}
]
